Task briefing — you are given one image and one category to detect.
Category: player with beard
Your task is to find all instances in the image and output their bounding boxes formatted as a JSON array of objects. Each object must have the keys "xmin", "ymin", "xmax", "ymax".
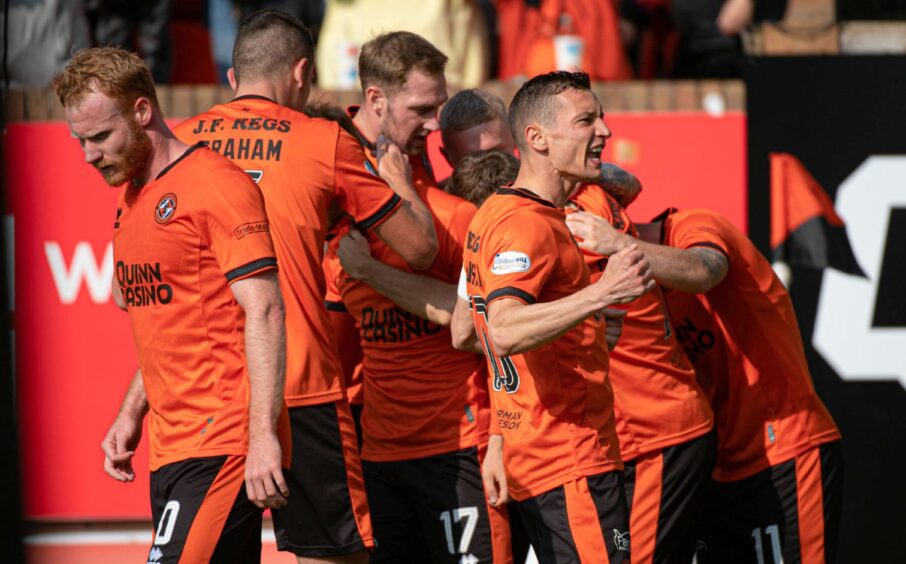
[
  {"xmin": 174, "ymin": 11, "xmax": 440, "ymax": 564},
  {"xmin": 463, "ymin": 71, "xmax": 654, "ymax": 563},
  {"xmin": 322, "ymin": 31, "xmax": 517, "ymax": 563},
  {"xmin": 56, "ymin": 47, "xmax": 288, "ymax": 563}
]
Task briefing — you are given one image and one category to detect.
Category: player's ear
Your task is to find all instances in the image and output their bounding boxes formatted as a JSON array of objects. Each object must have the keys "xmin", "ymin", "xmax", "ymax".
[
  {"xmin": 133, "ymin": 97, "xmax": 153, "ymax": 127},
  {"xmin": 525, "ymin": 124, "xmax": 547, "ymax": 152},
  {"xmin": 366, "ymin": 85, "xmax": 386, "ymax": 117},
  {"xmin": 292, "ymin": 57, "xmax": 309, "ymax": 88},
  {"xmin": 226, "ymin": 67, "xmax": 238, "ymax": 92}
]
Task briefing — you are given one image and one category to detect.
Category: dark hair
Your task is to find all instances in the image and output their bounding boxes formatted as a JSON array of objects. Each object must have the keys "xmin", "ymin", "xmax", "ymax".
[
  {"xmin": 508, "ymin": 71, "xmax": 592, "ymax": 151},
  {"xmin": 232, "ymin": 9, "xmax": 314, "ymax": 84},
  {"xmin": 447, "ymin": 150, "xmax": 520, "ymax": 207},
  {"xmin": 302, "ymin": 100, "xmax": 358, "ymax": 138},
  {"xmin": 440, "ymin": 89, "xmax": 507, "ymax": 146},
  {"xmin": 358, "ymin": 31, "xmax": 448, "ymax": 94}
]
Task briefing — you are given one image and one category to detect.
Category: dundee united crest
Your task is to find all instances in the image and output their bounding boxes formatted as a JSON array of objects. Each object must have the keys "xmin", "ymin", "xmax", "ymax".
[{"xmin": 155, "ymin": 193, "xmax": 177, "ymax": 224}]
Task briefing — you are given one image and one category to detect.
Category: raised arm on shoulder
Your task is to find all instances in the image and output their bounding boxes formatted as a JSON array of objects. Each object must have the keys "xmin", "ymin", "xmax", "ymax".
[{"xmin": 566, "ymin": 212, "xmax": 728, "ymax": 294}]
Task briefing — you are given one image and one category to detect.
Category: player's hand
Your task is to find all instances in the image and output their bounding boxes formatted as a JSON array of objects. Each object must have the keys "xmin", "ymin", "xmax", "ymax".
[
  {"xmin": 596, "ymin": 244, "xmax": 655, "ymax": 305},
  {"xmin": 602, "ymin": 307, "xmax": 628, "ymax": 351},
  {"xmin": 717, "ymin": 0, "xmax": 754, "ymax": 36},
  {"xmin": 481, "ymin": 435, "xmax": 509, "ymax": 507},
  {"xmin": 101, "ymin": 413, "xmax": 143, "ymax": 482},
  {"xmin": 376, "ymin": 139, "xmax": 413, "ymax": 190},
  {"xmin": 565, "ymin": 211, "xmax": 624, "ymax": 256},
  {"xmin": 337, "ymin": 229, "xmax": 374, "ymax": 280},
  {"xmin": 245, "ymin": 431, "xmax": 289, "ymax": 509},
  {"xmin": 598, "ymin": 164, "xmax": 642, "ymax": 208}
]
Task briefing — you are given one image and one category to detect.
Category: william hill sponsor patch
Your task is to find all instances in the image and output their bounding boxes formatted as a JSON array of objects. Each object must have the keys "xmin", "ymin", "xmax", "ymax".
[{"xmin": 491, "ymin": 251, "xmax": 531, "ymax": 274}]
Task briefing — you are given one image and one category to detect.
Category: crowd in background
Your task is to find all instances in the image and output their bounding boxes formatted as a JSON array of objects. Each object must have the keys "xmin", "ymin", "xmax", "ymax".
[{"xmin": 4, "ymin": 0, "xmax": 792, "ymax": 90}]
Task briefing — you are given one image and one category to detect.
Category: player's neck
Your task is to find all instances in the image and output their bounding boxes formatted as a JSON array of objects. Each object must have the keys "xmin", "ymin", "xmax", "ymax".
[
  {"xmin": 513, "ymin": 158, "xmax": 582, "ymax": 208},
  {"xmin": 234, "ymin": 81, "xmax": 280, "ymax": 105},
  {"xmin": 352, "ymin": 106, "xmax": 381, "ymax": 146},
  {"xmin": 134, "ymin": 122, "xmax": 190, "ymax": 187}
]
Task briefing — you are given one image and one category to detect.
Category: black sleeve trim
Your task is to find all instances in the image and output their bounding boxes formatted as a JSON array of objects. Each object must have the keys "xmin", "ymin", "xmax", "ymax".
[
  {"xmin": 325, "ymin": 300, "xmax": 348, "ymax": 313},
  {"xmin": 225, "ymin": 257, "xmax": 278, "ymax": 282},
  {"xmin": 356, "ymin": 193, "xmax": 402, "ymax": 230},
  {"xmin": 487, "ymin": 287, "xmax": 537, "ymax": 305},
  {"xmin": 688, "ymin": 241, "xmax": 730, "ymax": 259}
]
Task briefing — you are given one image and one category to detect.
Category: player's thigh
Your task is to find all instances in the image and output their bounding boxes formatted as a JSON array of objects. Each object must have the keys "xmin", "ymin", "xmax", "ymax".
[
  {"xmin": 148, "ymin": 455, "xmax": 261, "ymax": 564},
  {"xmin": 362, "ymin": 458, "xmax": 427, "ymax": 564},
  {"xmin": 407, "ymin": 447, "xmax": 511, "ymax": 563},
  {"xmin": 515, "ymin": 471, "xmax": 630, "ymax": 564},
  {"xmin": 271, "ymin": 402, "xmax": 373, "ymax": 558}
]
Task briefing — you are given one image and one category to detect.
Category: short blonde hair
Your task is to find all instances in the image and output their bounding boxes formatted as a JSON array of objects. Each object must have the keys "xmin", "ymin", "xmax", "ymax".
[
  {"xmin": 447, "ymin": 150, "xmax": 519, "ymax": 207},
  {"xmin": 54, "ymin": 47, "xmax": 160, "ymax": 113}
]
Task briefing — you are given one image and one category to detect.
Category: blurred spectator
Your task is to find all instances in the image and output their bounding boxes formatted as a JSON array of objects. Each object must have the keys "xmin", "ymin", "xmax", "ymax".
[
  {"xmin": 1, "ymin": 0, "xmax": 92, "ymax": 88},
  {"xmin": 316, "ymin": 0, "xmax": 488, "ymax": 90},
  {"xmin": 619, "ymin": 0, "xmax": 677, "ymax": 78},
  {"xmin": 86, "ymin": 0, "xmax": 173, "ymax": 83},
  {"xmin": 671, "ymin": 0, "xmax": 787, "ymax": 78},
  {"xmin": 496, "ymin": 0, "xmax": 632, "ymax": 81}
]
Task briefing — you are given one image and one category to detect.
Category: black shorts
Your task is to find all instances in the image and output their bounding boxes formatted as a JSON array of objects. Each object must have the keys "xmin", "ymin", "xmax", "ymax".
[
  {"xmin": 515, "ymin": 470, "xmax": 631, "ymax": 564},
  {"xmin": 148, "ymin": 455, "xmax": 262, "ymax": 564},
  {"xmin": 694, "ymin": 440, "xmax": 844, "ymax": 564},
  {"xmin": 270, "ymin": 401, "xmax": 374, "ymax": 557},
  {"xmin": 362, "ymin": 446, "xmax": 512, "ymax": 563},
  {"xmin": 623, "ymin": 429, "xmax": 716, "ymax": 563}
]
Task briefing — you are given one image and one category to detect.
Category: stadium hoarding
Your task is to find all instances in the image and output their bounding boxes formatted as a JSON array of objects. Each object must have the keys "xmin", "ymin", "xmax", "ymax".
[
  {"xmin": 746, "ymin": 56, "xmax": 906, "ymax": 563},
  {"xmin": 6, "ymin": 113, "xmax": 744, "ymax": 519}
]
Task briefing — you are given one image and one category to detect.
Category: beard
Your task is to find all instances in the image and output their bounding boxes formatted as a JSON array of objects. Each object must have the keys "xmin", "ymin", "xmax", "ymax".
[
  {"xmin": 97, "ymin": 119, "xmax": 153, "ymax": 186},
  {"xmin": 381, "ymin": 108, "xmax": 427, "ymax": 156}
]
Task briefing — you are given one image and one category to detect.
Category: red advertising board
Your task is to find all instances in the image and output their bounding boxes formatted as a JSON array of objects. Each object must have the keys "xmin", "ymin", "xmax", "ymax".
[{"xmin": 5, "ymin": 112, "xmax": 745, "ymax": 520}]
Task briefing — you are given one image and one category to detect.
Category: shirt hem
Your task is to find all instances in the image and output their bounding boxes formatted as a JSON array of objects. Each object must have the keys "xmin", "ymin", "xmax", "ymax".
[
  {"xmin": 712, "ymin": 430, "xmax": 842, "ymax": 482},
  {"xmin": 285, "ymin": 390, "xmax": 345, "ymax": 408},
  {"xmin": 362, "ymin": 432, "xmax": 489, "ymax": 462},
  {"xmin": 619, "ymin": 419, "xmax": 714, "ymax": 462},
  {"xmin": 149, "ymin": 447, "xmax": 246, "ymax": 472},
  {"xmin": 509, "ymin": 461, "xmax": 622, "ymax": 502}
]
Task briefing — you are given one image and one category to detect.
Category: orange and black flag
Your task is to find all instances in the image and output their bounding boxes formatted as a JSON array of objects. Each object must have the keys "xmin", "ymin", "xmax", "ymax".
[{"xmin": 770, "ymin": 152, "xmax": 866, "ymax": 277}]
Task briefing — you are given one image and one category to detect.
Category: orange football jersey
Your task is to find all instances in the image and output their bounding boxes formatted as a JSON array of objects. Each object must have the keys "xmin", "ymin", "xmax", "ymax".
[
  {"xmin": 569, "ymin": 185, "xmax": 713, "ymax": 460},
  {"xmin": 659, "ymin": 208, "xmax": 840, "ymax": 482},
  {"xmin": 113, "ymin": 144, "xmax": 280, "ymax": 470},
  {"xmin": 324, "ymin": 147, "xmax": 489, "ymax": 462},
  {"xmin": 464, "ymin": 187, "xmax": 622, "ymax": 501},
  {"xmin": 175, "ymin": 96, "xmax": 402, "ymax": 408}
]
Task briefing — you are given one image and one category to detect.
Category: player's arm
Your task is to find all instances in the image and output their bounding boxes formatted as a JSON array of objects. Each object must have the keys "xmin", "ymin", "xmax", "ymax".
[
  {"xmin": 451, "ymin": 296, "xmax": 481, "ymax": 353},
  {"xmin": 488, "ymin": 245, "xmax": 653, "ymax": 356},
  {"xmin": 111, "ymin": 278, "xmax": 127, "ymax": 311},
  {"xmin": 101, "ymin": 369, "xmax": 148, "ymax": 482},
  {"xmin": 481, "ymin": 434, "xmax": 508, "ymax": 507},
  {"xmin": 372, "ymin": 143, "xmax": 438, "ymax": 270},
  {"xmin": 566, "ymin": 211, "xmax": 728, "ymax": 294},
  {"xmin": 327, "ymin": 307, "xmax": 363, "ymax": 382},
  {"xmin": 598, "ymin": 163, "xmax": 642, "ymax": 208},
  {"xmin": 230, "ymin": 271, "xmax": 289, "ymax": 510},
  {"xmin": 337, "ymin": 229, "xmax": 455, "ymax": 325}
]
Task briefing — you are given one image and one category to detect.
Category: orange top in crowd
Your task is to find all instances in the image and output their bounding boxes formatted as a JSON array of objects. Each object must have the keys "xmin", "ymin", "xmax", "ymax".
[
  {"xmin": 569, "ymin": 184, "xmax": 713, "ymax": 460},
  {"xmin": 464, "ymin": 186, "xmax": 622, "ymax": 501},
  {"xmin": 113, "ymin": 144, "xmax": 282, "ymax": 470},
  {"xmin": 174, "ymin": 96, "xmax": 402, "ymax": 408},
  {"xmin": 324, "ymin": 174, "xmax": 489, "ymax": 462},
  {"xmin": 660, "ymin": 208, "xmax": 840, "ymax": 482}
]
